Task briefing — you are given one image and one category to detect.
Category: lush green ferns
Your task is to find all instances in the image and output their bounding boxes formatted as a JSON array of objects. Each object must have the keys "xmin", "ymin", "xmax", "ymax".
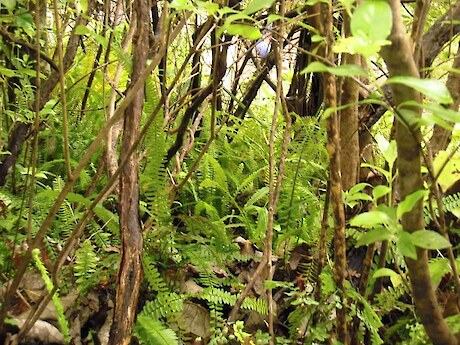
[
  {"xmin": 134, "ymin": 315, "xmax": 179, "ymax": 345},
  {"xmin": 74, "ymin": 239, "xmax": 99, "ymax": 293},
  {"xmin": 424, "ymin": 192, "xmax": 460, "ymax": 224}
]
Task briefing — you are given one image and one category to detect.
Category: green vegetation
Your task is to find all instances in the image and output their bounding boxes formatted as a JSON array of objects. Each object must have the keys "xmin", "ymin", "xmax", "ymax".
[{"xmin": 0, "ymin": 0, "xmax": 460, "ymax": 344}]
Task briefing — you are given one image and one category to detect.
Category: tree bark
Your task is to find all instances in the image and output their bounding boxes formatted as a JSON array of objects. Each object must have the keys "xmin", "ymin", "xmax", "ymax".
[
  {"xmin": 381, "ymin": 1, "xmax": 457, "ymax": 344},
  {"xmin": 108, "ymin": 0, "xmax": 149, "ymax": 343},
  {"xmin": 339, "ymin": 13, "xmax": 360, "ymax": 191},
  {"xmin": 311, "ymin": 2, "xmax": 348, "ymax": 343}
]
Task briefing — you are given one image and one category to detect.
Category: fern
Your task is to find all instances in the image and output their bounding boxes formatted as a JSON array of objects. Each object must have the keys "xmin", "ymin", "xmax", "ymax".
[
  {"xmin": 134, "ymin": 315, "xmax": 179, "ymax": 345},
  {"xmin": 142, "ymin": 292, "xmax": 184, "ymax": 320},
  {"xmin": 347, "ymin": 285, "xmax": 384, "ymax": 344},
  {"xmin": 143, "ymin": 255, "xmax": 168, "ymax": 292},
  {"xmin": 32, "ymin": 248, "xmax": 71, "ymax": 343},
  {"xmin": 241, "ymin": 296, "xmax": 268, "ymax": 315},
  {"xmin": 74, "ymin": 239, "xmax": 99, "ymax": 293},
  {"xmin": 201, "ymin": 286, "xmax": 237, "ymax": 306},
  {"xmin": 424, "ymin": 192, "xmax": 460, "ymax": 224}
]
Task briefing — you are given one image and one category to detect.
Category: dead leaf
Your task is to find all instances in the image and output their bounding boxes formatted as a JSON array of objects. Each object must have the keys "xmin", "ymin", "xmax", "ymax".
[{"xmin": 178, "ymin": 301, "xmax": 210, "ymax": 338}]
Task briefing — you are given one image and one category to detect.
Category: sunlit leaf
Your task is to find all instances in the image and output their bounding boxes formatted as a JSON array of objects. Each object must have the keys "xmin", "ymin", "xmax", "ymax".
[
  {"xmin": 398, "ymin": 231, "xmax": 417, "ymax": 259},
  {"xmin": 375, "ymin": 134, "xmax": 397, "ymax": 167},
  {"xmin": 410, "ymin": 230, "xmax": 451, "ymax": 250},
  {"xmin": 301, "ymin": 61, "xmax": 366, "ymax": 77},
  {"xmin": 170, "ymin": 0, "xmax": 194, "ymax": 10},
  {"xmin": 0, "ymin": 0, "xmax": 15, "ymax": 11},
  {"xmin": 372, "ymin": 185, "xmax": 391, "ymax": 201},
  {"xmin": 350, "ymin": 211, "xmax": 391, "ymax": 228},
  {"xmin": 373, "ymin": 268, "xmax": 398, "ymax": 279},
  {"xmin": 397, "ymin": 190, "xmax": 428, "ymax": 219},
  {"xmin": 356, "ymin": 228, "xmax": 393, "ymax": 246},
  {"xmin": 224, "ymin": 23, "xmax": 261, "ymax": 40},
  {"xmin": 244, "ymin": 0, "xmax": 275, "ymax": 15},
  {"xmin": 387, "ymin": 77, "xmax": 453, "ymax": 104},
  {"xmin": 351, "ymin": 1, "xmax": 392, "ymax": 42}
]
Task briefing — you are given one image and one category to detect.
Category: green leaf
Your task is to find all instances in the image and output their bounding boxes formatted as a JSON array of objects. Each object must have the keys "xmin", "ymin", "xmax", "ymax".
[
  {"xmin": 397, "ymin": 231, "xmax": 417, "ymax": 259},
  {"xmin": 375, "ymin": 134, "xmax": 397, "ymax": 167},
  {"xmin": 336, "ymin": 0, "xmax": 392, "ymax": 57},
  {"xmin": 372, "ymin": 185, "xmax": 391, "ymax": 201},
  {"xmin": 0, "ymin": 67, "xmax": 17, "ymax": 77},
  {"xmin": 356, "ymin": 228, "xmax": 393, "ymax": 247},
  {"xmin": 397, "ymin": 189, "xmax": 428, "ymax": 219},
  {"xmin": 351, "ymin": 1, "xmax": 392, "ymax": 43},
  {"xmin": 224, "ymin": 23, "xmax": 261, "ymax": 40},
  {"xmin": 170, "ymin": 0, "xmax": 194, "ymax": 11},
  {"xmin": 301, "ymin": 61, "xmax": 366, "ymax": 77},
  {"xmin": 75, "ymin": 25, "xmax": 92, "ymax": 35},
  {"xmin": 0, "ymin": 0, "xmax": 16, "ymax": 11},
  {"xmin": 195, "ymin": 0, "xmax": 219, "ymax": 15},
  {"xmin": 135, "ymin": 316, "xmax": 179, "ymax": 345},
  {"xmin": 373, "ymin": 268, "xmax": 398, "ymax": 279},
  {"xmin": 350, "ymin": 210, "xmax": 391, "ymax": 228},
  {"xmin": 348, "ymin": 182, "xmax": 371, "ymax": 195},
  {"xmin": 244, "ymin": 0, "xmax": 275, "ymax": 15},
  {"xmin": 411, "ymin": 230, "xmax": 451, "ymax": 250},
  {"xmin": 428, "ymin": 258, "xmax": 450, "ymax": 287},
  {"xmin": 386, "ymin": 77, "xmax": 453, "ymax": 104}
]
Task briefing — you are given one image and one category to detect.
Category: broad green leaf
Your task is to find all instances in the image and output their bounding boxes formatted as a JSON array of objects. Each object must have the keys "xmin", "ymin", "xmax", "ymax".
[
  {"xmin": 0, "ymin": 67, "xmax": 16, "ymax": 77},
  {"xmin": 397, "ymin": 189, "xmax": 428, "ymax": 219},
  {"xmin": 244, "ymin": 0, "xmax": 275, "ymax": 15},
  {"xmin": 361, "ymin": 163, "xmax": 391, "ymax": 183},
  {"xmin": 301, "ymin": 61, "xmax": 366, "ymax": 77},
  {"xmin": 372, "ymin": 185, "xmax": 391, "ymax": 201},
  {"xmin": 349, "ymin": 192, "xmax": 373, "ymax": 202},
  {"xmin": 428, "ymin": 258, "xmax": 450, "ymax": 287},
  {"xmin": 411, "ymin": 230, "xmax": 451, "ymax": 250},
  {"xmin": 351, "ymin": 1, "xmax": 392, "ymax": 43},
  {"xmin": 334, "ymin": 36, "xmax": 390, "ymax": 58},
  {"xmin": 386, "ymin": 77, "xmax": 453, "ymax": 104},
  {"xmin": 433, "ymin": 151, "xmax": 460, "ymax": 192},
  {"xmin": 170, "ymin": 0, "xmax": 194, "ymax": 10},
  {"xmin": 223, "ymin": 23, "xmax": 261, "ymax": 40},
  {"xmin": 373, "ymin": 268, "xmax": 398, "ymax": 279},
  {"xmin": 1, "ymin": 0, "xmax": 16, "ymax": 10},
  {"xmin": 348, "ymin": 182, "xmax": 372, "ymax": 195},
  {"xmin": 350, "ymin": 210, "xmax": 391, "ymax": 228},
  {"xmin": 407, "ymin": 102, "xmax": 460, "ymax": 129},
  {"xmin": 356, "ymin": 228, "xmax": 393, "ymax": 247},
  {"xmin": 397, "ymin": 231, "xmax": 417, "ymax": 259},
  {"xmin": 343, "ymin": 183, "xmax": 372, "ymax": 207},
  {"xmin": 195, "ymin": 0, "xmax": 219, "ymax": 15},
  {"xmin": 75, "ymin": 25, "xmax": 92, "ymax": 35},
  {"xmin": 375, "ymin": 134, "xmax": 397, "ymax": 167}
]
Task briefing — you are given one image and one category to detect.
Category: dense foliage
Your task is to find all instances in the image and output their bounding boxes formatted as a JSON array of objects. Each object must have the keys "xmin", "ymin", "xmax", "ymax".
[{"xmin": 0, "ymin": 0, "xmax": 460, "ymax": 344}]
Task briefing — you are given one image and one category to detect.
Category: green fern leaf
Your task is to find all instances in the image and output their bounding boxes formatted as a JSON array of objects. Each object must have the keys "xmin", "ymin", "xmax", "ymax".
[{"xmin": 134, "ymin": 315, "xmax": 179, "ymax": 345}]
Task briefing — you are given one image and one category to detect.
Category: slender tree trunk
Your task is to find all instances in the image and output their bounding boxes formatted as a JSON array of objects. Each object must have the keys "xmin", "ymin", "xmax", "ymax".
[
  {"xmin": 381, "ymin": 1, "xmax": 457, "ymax": 344},
  {"xmin": 339, "ymin": 13, "xmax": 360, "ymax": 191},
  {"xmin": 311, "ymin": 2, "xmax": 348, "ymax": 343},
  {"xmin": 108, "ymin": 0, "xmax": 149, "ymax": 342}
]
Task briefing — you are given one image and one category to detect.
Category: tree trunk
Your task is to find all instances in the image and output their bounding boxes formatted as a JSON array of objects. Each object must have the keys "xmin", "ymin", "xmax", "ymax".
[
  {"xmin": 381, "ymin": 1, "xmax": 457, "ymax": 344},
  {"xmin": 339, "ymin": 13, "xmax": 360, "ymax": 191},
  {"xmin": 108, "ymin": 0, "xmax": 149, "ymax": 342}
]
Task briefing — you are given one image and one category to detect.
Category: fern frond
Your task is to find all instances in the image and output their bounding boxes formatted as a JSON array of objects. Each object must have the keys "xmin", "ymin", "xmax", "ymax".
[
  {"xmin": 241, "ymin": 296, "xmax": 268, "ymax": 315},
  {"xmin": 74, "ymin": 239, "xmax": 99, "ymax": 293},
  {"xmin": 142, "ymin": 292, "xmax": 184, "ymax": 320},
  {"xmin": 134, "ymin": 315, "xmax": 179, "ymax": 345},
  {"xmin": 143, "ymin": 255, "xmax": 168, "ymax": 292},
  {"xmin": 201, "ymin": 287, "xmax": 237, "ymax": 306}
]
